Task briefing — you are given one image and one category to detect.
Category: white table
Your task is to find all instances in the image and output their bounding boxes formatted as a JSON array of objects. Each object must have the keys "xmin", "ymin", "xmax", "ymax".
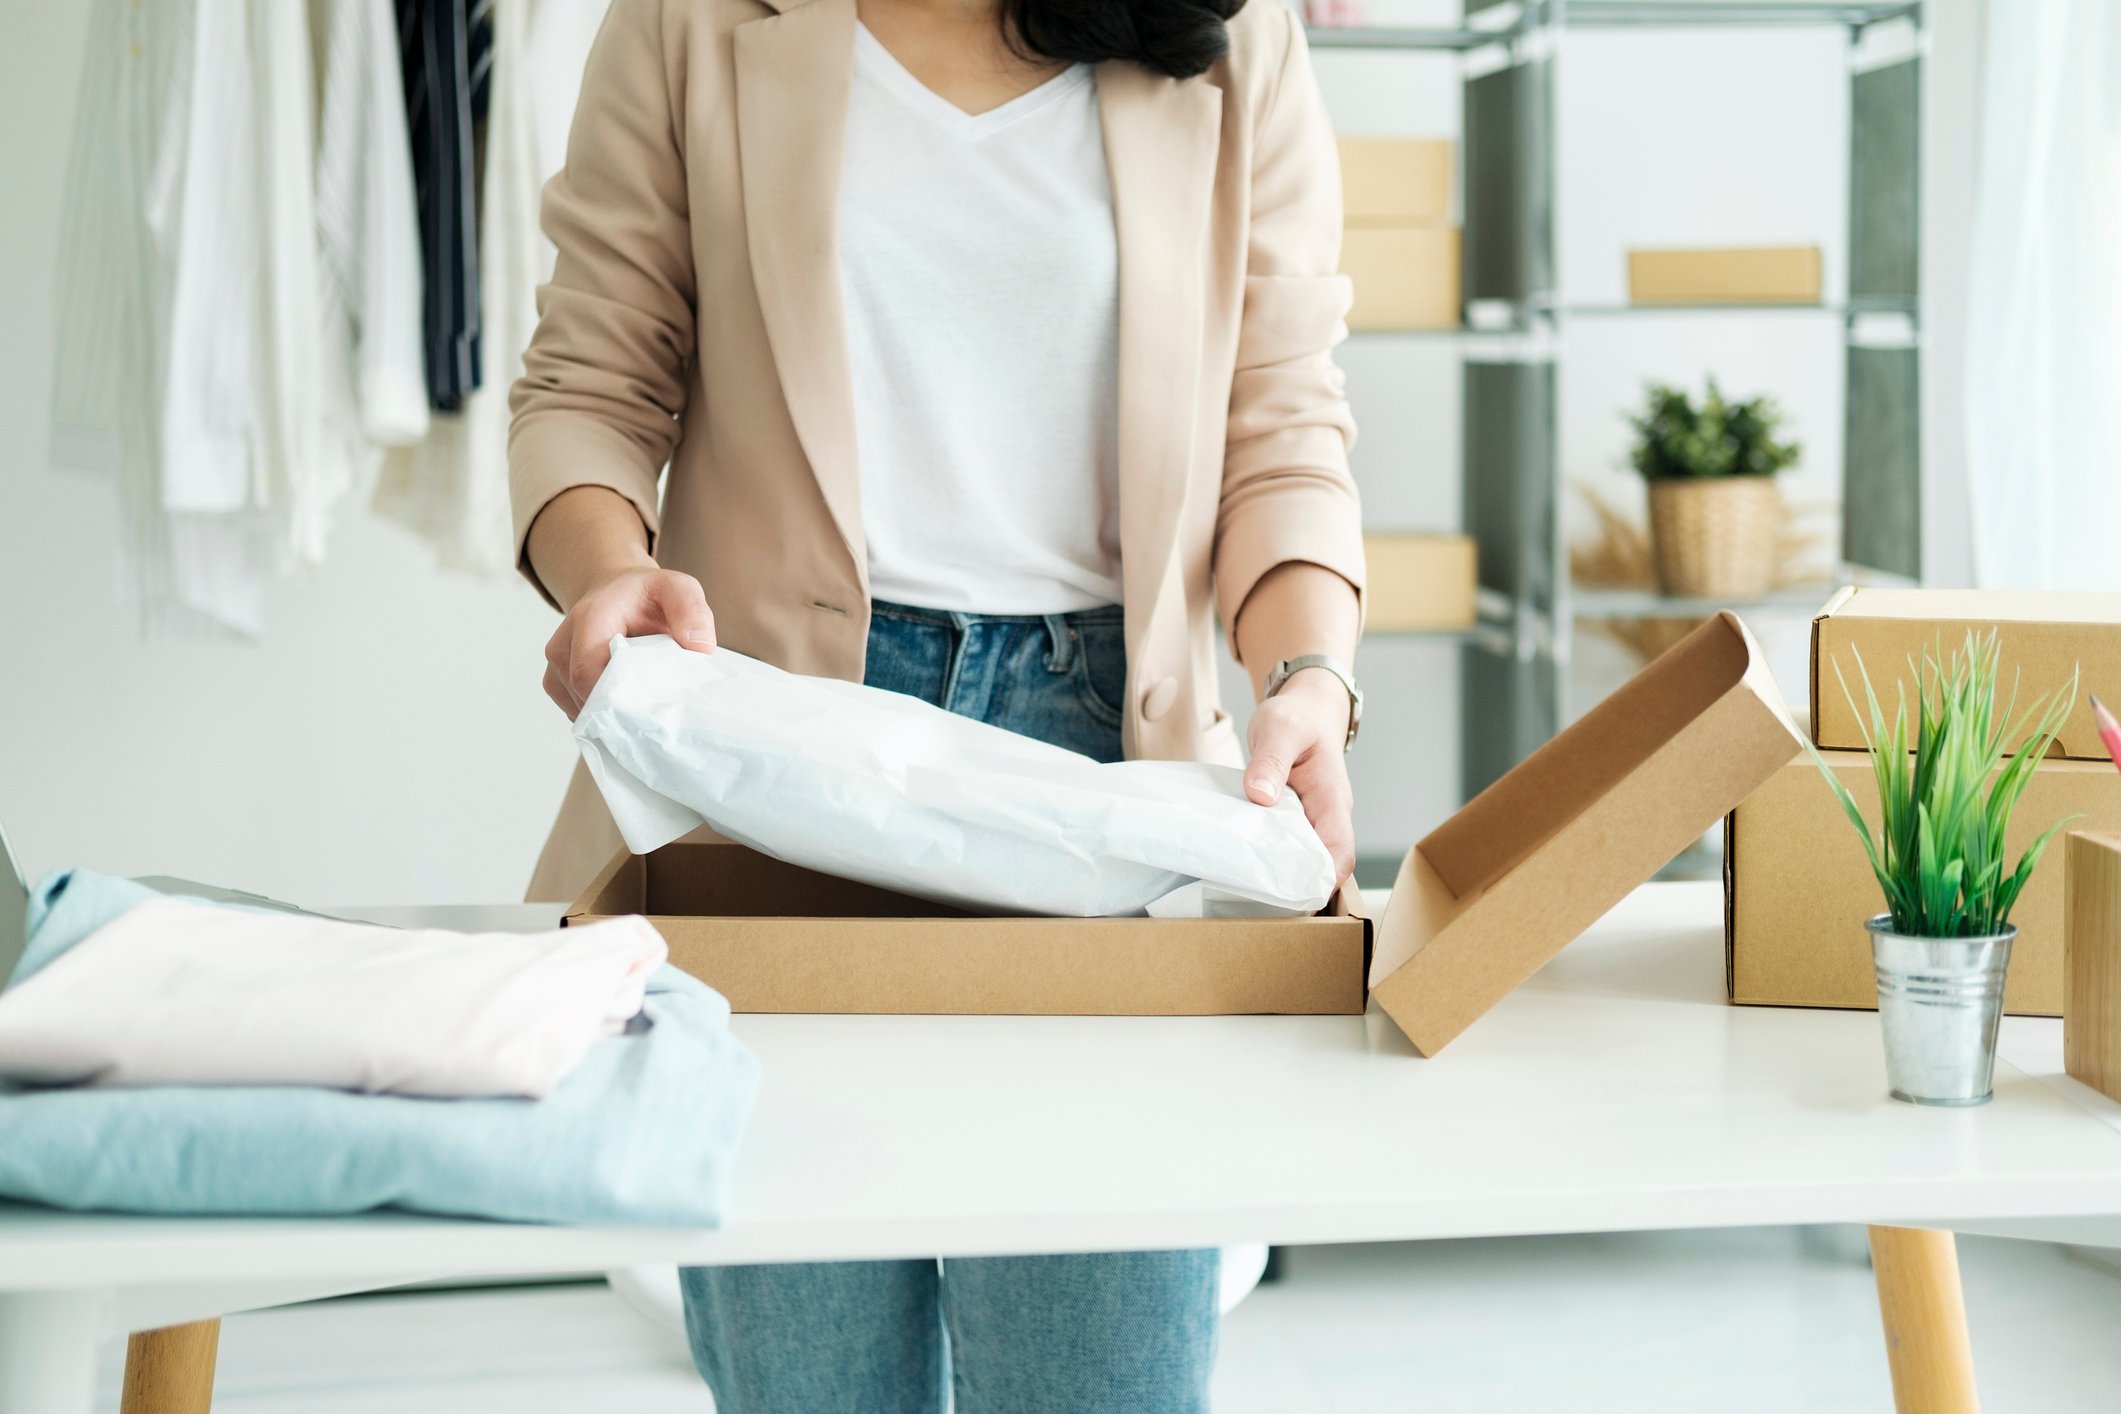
[{"xmin": 7, "ymin": 881, "xmax": 2121, "ymax": 1412}]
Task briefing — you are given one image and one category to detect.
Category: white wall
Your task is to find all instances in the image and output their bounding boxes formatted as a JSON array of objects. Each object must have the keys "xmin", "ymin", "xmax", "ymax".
[
  {"xmin": 0, "ymin": 2, "xmax": 1979, "ymax": 902},
  {"xmin": 0, "ymin": 4, "xmax": 577, "ymax": 905}
]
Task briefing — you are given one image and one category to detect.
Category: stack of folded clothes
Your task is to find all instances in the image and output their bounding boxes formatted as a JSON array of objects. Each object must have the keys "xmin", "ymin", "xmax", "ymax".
[{"xmin": 0, "ymin": 871, "xmax": 759, "ymax": 1225}]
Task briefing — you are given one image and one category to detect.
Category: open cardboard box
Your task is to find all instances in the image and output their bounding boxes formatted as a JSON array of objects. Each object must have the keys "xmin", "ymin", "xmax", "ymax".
[
  {"xmin": 1811, "ymin": 586, "xmax": 2121, "ymax": 762},
  {"xmin": 570, "ymin": 613, "xmax": 1801, "ymax": 1055},
  {"xmin": 573, "ymin": 841, "xmax": 1371, "ymax": 1017}
]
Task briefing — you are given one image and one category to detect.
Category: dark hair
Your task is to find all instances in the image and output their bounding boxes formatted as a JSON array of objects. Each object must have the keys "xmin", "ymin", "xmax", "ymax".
[{"xmin": 1003, "ymin": 0, "xmax": 1248, "ymax": 80}]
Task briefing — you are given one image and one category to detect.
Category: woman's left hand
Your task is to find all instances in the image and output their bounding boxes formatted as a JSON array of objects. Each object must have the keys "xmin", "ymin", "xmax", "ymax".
[{"xmin": 1242, "ymin": 672, "xmax": 1357, "ymax": 885}]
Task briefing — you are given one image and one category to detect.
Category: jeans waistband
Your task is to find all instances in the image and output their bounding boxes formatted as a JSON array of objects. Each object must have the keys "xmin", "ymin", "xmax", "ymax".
[
  {"xmin": 869, "ymin": 599, "xmax": 1122, "ymax": 676},
  {"xmin": 869, "ymin": 599, "xmax": 1123, "ymax": 630}
]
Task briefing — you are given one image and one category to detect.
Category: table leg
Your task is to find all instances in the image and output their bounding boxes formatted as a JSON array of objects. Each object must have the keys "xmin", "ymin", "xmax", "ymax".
[
  {"xmin": 0, "ymin": 1290, "xmax": 104, "ymax": 1414},
  {"xmin": 1869, "ymin": 1225, "xmax": 1980, "ymax": 1414},
  {"xmin": 121, "ymin": 1317, "xmax": 221, "ymax": 1414}
]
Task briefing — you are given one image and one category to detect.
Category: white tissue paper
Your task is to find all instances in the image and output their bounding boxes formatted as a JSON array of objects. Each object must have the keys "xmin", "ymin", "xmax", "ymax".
[{"xmin": 572, "ymin": 635, "xmax": 1338, "ymax": 919}]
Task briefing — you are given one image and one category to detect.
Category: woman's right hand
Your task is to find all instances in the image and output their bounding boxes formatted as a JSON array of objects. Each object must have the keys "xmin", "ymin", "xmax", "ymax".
[{"xmin": 542, "ymin": 566, "xmax": 717, "ymax": 719}]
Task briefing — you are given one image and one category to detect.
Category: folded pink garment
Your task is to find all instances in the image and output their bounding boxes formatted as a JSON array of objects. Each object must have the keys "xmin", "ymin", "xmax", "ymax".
[{"xmin": 0, "ymin": 899, "xmax": 667, "ymax": 1099}]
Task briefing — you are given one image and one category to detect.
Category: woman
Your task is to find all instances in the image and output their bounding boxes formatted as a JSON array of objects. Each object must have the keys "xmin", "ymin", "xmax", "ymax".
[{"xmin": 511, "ymin": 0, "xmax": 1364, "ymax": 1407}]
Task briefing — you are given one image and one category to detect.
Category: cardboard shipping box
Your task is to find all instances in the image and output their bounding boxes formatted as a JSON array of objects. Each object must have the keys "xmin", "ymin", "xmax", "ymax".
[
  {"xmin": 2064, "ymin": 832, "xmax": 2121, "ymax": 1104},
  {"xmin": 1338, "ymin": 136, "xmax": 1453, "ymax": 226},
  {"xmin": 573, "ymin": 841, "xmax": 1370, "ymax": 1017},
  {"xmin": 573, "ymin": 613, "xmax": 1802, "ymax": 1056},
  {"xmin": 1811, "ymin": 587, "xmax": 2121, "ymax": 763},
  {"xmin": 1727, "ymin": 754, "xmax": 2121, "ymax": 1017},
  {"xmin": 1363, "ymin": 533, "xmax": 1477, "ymax": 633},
  {"xmin": 1627, "ymin": 245, "xmax": 1823, "ymax": 304},
  {"xmin": 1343, "ymin": 225, "xmax": 1461, "ymax": 330}
]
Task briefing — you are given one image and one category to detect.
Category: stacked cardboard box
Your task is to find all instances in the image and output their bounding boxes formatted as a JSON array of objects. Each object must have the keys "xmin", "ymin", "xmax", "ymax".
[
  {"xmin": 2065, "ymin": 832, "xmax": 2121, "ymax": 1102},
  {"xmin": 1338, "ymin": 136, "xmax": 1460, "ymax": 330},
  {"xmin": 1726, "ymin": 588, "xmax": 2121, "ymax": 1016},
  {"xmin": 1363, "ymin": 532, "xmax": 1477, "ymax": 632},
  {"xmin": 1627, "ymin": 246, "xmax": 1823, "ymax": 305}
]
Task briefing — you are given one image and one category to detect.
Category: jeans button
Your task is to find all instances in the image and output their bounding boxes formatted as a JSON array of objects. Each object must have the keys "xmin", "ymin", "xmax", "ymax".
[{"xmin": 1140, "ymin": 676, "xmax": 1178, "ymax": 722}]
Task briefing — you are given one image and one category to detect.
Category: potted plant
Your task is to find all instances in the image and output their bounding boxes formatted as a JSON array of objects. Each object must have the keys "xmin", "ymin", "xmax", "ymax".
[
  {"xmin": 1627, "ymin": 379, "xmax": 1798, "ymax": 599},
  {"xmin": 1812, "ymin": 631, "xmax": 2076, "ymax": 1105}
]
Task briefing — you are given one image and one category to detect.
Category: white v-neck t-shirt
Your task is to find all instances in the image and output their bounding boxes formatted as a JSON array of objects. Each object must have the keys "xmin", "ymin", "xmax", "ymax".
[{"xmin": 838, "ymin": 23, "xmax": 1122, "ymax": 614}]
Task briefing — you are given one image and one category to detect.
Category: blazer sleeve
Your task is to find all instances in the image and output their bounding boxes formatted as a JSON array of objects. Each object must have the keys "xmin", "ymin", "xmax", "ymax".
[
  {"xmin": 508, "ymin": 0, "xmax": 697, "ymax": 604},
  {"xmin": 1213, "ymin": 6, "xmax": 1366, "ymax": 641}
]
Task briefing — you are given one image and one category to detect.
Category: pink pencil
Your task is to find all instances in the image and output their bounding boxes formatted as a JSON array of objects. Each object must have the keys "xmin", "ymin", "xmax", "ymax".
[{"xmin": 2094, "ymin": 694, "xmax": 2121, "ymax": 775}]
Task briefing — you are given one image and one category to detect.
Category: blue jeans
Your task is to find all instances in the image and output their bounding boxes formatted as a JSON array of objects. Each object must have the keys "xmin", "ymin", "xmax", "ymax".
[{"xmin": 679, "ymin": 600, "xmax": 1221, "ymax": 1414}]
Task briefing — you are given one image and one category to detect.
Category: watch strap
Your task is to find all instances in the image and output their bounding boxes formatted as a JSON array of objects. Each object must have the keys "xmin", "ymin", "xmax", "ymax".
[{"xmin": 1265, "ymin": 654, "xmax": 1362, "ymax": 750}]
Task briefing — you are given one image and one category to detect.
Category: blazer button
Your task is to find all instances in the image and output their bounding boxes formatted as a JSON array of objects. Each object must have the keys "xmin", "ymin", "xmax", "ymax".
[{"xmin": 1141, "ymin": 676, "xmax": 1178, "ymax": 722}]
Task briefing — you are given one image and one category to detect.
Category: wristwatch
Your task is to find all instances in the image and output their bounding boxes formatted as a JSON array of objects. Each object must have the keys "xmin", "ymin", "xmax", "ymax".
[{"xmin": 1264, "ymin": 654, "xmax": 1363, "ymax": 751}]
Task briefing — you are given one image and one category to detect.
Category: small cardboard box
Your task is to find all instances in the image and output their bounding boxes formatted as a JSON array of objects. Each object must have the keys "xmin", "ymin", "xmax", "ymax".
[
  {"xmin": 1363, "ymin": 533, "xmax": 1477, "ymax": 633},
  {"xmin": 570, "ymin": 614, "xmax": 1799, "ymax": 1055},
  {"xmin": 1343, "ymin": 226, "xmax": 1462, "ymax": 330},
  {"xmin": 1626, "ymin": 245, "xmax": 1823, "ymax": 304},
  {"xmin": 2065, "ymin": 832, "xmax": 2121, "ymax": 1103},
  {"xmin": 1811, "ymin": 587, "xmax": 2121, "ymax": 763},
  {"xmin": 1338, "ymin": 136, "xmax": 1453, "ymax": 226},
  {"xmin": 1727, "ymin": 754, "xmax": 2121, "ymax": 1017}
]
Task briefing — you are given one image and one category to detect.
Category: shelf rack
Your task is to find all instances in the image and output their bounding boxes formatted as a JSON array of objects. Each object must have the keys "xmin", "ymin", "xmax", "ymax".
[{"xmin": 1316, "ymin": 0, "xmax": 1926, "ymax": 799}]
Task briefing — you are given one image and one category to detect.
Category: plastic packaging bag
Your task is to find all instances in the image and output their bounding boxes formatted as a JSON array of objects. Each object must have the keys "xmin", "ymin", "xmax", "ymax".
[{"xmin": 573, "ymin": 636, "xmax": 1338, "ymax": 918}]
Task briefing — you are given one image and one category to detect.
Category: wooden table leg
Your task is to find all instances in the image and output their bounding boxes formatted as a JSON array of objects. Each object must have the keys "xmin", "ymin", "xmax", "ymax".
[
  {"xmin": 120, "ymin": 1318, "xmax": 220, "ymax": 1414},
  {"xmin": 1869, "ymin": 1226, "xmax": 1979, "ymax": 1414}
]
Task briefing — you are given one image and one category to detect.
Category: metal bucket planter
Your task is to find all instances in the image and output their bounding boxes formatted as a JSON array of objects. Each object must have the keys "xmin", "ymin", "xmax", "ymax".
[{"xmin": 1868, "ymin": 916, "xmax": 2017, "ymax": 1106}]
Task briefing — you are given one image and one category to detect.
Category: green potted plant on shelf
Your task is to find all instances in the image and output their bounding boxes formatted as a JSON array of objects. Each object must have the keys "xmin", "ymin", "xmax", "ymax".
[
  {"xmin": 1626, "ymin": 378, "xmax": 1798, "ymax": 599},
  {"xmin": 1812, "ymin": 631, "xmax": 2077, "ymax": 1106}
]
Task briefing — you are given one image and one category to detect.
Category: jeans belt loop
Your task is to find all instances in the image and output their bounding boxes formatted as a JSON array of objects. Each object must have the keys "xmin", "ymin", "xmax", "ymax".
[{"xmin": 1042, "ymin": 614, "xmax": 1076, "ymax": 674}]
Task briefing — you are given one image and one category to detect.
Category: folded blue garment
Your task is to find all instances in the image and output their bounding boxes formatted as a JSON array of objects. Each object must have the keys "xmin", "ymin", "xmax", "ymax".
[{"xmin": 0, "ymin": 871, "xmax": 760, "ymax": 1226}]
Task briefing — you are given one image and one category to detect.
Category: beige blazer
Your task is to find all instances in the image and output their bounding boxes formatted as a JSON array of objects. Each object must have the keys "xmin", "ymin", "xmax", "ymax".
[{"xmin": 511, "ymin": 0, "xmax": 1364, "ymax": 902}]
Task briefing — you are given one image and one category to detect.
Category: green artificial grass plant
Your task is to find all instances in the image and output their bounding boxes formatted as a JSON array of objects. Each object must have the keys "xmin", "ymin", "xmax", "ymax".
[{"xmin": 1810, "ymin": 630, "xmax": 2077, "ymax": 939}]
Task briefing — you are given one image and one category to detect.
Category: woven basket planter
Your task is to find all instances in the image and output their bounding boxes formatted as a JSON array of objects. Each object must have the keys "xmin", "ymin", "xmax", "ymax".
[{"xmin": 1646, "ymin": 476, "xmax": 1781, "ymax": 599}]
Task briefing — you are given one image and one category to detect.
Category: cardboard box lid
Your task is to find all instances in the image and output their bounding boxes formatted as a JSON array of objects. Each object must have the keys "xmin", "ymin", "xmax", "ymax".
[
  {"xmin": 1810, "ymin": 586, "xmax": 2121, "ymax": 761},
  {"xmin": 1367, "ymin": 612, "xmax": 1803, "ymax": 1056}
]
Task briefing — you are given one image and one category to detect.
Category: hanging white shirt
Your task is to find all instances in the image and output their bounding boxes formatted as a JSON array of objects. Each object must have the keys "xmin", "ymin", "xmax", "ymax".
[
  {"xmin": 838, "ymin": 23, "xmax": 1123, "ymax": 615},
  {"xmin": 312, "ymin": 0, "xmax": 432, "ymax": 557},
  {"xmin": 52, "ymin": 0, "xmax": 274, "ymax": 638}
]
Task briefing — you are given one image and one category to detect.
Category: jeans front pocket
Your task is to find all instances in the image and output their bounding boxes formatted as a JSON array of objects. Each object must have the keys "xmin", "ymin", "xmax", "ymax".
[{"xmin": 1070, "ymin": 620, "xmax": 1128, "ymax": 731}]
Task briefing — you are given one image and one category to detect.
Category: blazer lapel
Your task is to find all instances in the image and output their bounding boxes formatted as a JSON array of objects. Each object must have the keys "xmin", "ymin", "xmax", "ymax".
[
  {"xmin": 735, "ymin": 0, "xmax": 865, "ymax": 583},
  {"xmin": 1097, "ymin": 62, "xmax": 1222, "ymax": 648}
]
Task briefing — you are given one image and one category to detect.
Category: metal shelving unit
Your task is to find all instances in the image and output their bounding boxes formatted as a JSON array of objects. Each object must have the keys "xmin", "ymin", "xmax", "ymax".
[
  {"xmin": 1572, "ymin": 584, "xmax": 1839, "ymax": 619},
  {"xmin": 1317, "ymin": 0, "xmax": 1926, "ymax": 799},
  {"xmin": 1305, "ymin": 25, "xmax": 1491, "ymax": 49}
]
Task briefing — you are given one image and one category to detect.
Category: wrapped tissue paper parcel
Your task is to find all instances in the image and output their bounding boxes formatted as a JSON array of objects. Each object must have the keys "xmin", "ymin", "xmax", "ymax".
[{"xmin": 573, "ymin": 636, "xmax": 1338, "ymax": 919}]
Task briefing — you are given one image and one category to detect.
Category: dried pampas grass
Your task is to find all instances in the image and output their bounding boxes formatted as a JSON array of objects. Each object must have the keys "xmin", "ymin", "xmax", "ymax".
[{"xmin": 1570, "ymin": 483, "xmax": 1835, "ymax": 664}]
